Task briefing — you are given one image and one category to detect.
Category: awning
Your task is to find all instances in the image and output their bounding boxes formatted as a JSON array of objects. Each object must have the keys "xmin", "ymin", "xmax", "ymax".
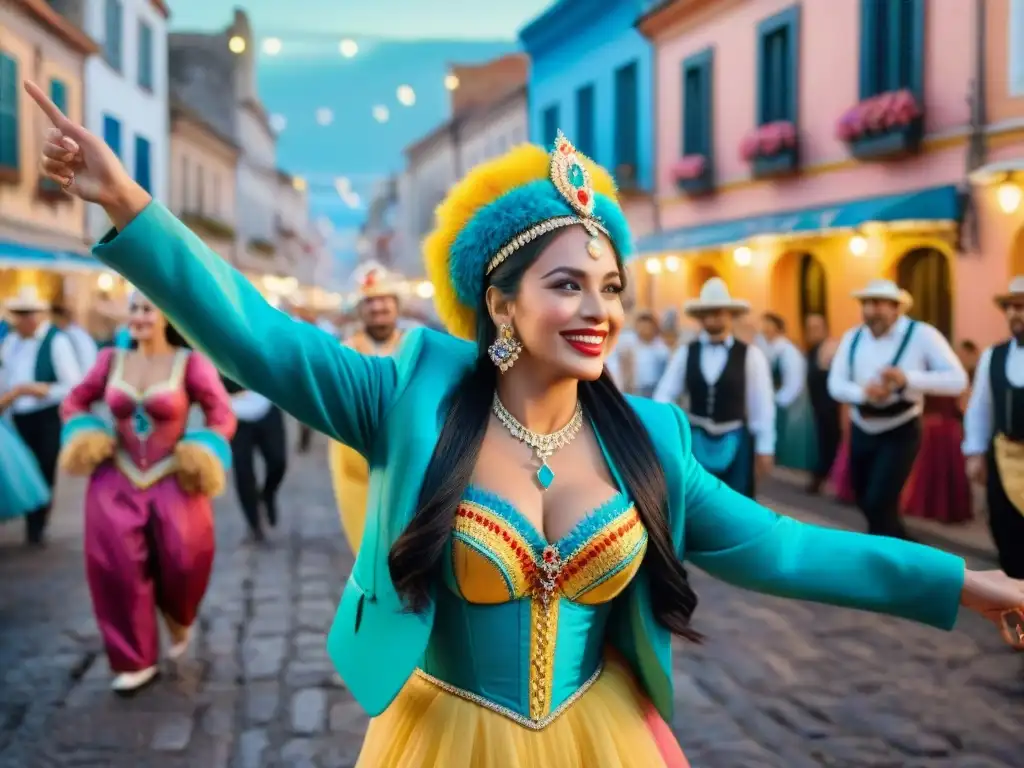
[
  {"xmin": 635, "ymin": 184, "xmax": 961, "ymax": 255},
  {"xmin": 0, "ymin": 240, "xmax": 99, "ymax": 272}
]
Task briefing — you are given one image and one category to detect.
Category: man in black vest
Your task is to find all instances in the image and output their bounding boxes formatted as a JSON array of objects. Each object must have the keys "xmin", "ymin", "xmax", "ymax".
[
  {"xmin": 0, "ymin": 287, "xmax": 83, "ymax": 545},
  {"xmin": 828, "ymin": 279, "xmax": 966, "ymax": 540},
  {"xmin": 654, "ymin": 278, "xmax": 776, "ymax": 497},
  {"xmin": 963, "ymin": 277, "xmax": 1024, "ymax": 577}
]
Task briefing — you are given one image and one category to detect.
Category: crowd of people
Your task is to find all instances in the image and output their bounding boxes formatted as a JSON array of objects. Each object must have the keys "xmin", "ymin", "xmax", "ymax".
[{"xmin": 2, "ymin": 79, "xmax": 1024, "ymax": 766}]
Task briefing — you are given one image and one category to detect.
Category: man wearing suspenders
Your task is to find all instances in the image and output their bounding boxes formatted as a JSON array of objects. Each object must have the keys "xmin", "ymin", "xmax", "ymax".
[
  {"xmin": 828, "ymin": 279, "xmax": 967, "ymax": 539},
  {"xmin": 962, "ymin": 277, "xmax": 1024, "ymax": 578},
  {"xmin": 654, "ymin": 277, "xmax": 776, "ymax": 498}
]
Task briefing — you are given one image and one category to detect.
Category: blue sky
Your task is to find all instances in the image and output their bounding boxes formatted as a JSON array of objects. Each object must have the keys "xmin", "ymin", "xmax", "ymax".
[{"xmin": 170, "ymin": 1, "xmax": 552, "ymax": 277}]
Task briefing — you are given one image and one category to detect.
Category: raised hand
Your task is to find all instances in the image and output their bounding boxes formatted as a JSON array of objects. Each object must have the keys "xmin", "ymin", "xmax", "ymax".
[
  {"xmin": 961, "ymin": 569, "xmax": 1024, "ymax": 649},
  {"xmin": 24, "ymin": 80, "xmax": 142, "ymax": 214}
]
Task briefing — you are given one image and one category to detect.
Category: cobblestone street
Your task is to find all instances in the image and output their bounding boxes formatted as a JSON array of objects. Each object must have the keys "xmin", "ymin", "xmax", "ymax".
[{"xmin": 2, "ymin": 437, "xmax": 1022, "ymax": 768}]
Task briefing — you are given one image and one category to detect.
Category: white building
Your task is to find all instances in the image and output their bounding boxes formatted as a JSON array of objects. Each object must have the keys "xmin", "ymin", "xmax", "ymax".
[{"xmin": 80, "ymin": 0, "xmax": 169, "ymax": 239}]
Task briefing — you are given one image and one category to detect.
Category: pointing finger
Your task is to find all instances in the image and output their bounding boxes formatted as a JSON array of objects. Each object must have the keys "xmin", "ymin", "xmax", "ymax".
[
  {"xmin": 24, "ymin": 81, "xmax": 69, "ymax": 129},
  {"xmin": 42, "ymin": 142, "xmax": 74, "ymax": 161}
]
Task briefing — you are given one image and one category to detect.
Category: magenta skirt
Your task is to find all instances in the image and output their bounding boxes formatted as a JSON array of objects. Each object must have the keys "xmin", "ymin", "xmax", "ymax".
[{"xmin": 901, "ymin": 415, "xmax": 973, "ymax": 523}]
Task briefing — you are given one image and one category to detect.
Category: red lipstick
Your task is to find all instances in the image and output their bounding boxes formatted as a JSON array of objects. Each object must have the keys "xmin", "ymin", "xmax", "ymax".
[{"xmin": 559, "ymin": 329, "xmax": 608, "ymax": 357}]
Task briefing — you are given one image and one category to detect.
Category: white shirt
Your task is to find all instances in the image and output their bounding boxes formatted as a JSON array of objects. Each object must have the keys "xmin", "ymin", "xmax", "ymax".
[
  {"xmin": 758, "ymin": 335, "xmax": 806, "ymax": 408},
  {"xmin": 64, "ymin": 323, "xmax": 98, "ymax": 371},
  {"xmin": 653, "ymin": 333, "xmax": 777, "ymax": 455},
  {"xmin": 232, "ymin": 390, "xmax": 273, "ymax": 422},
  {"xmin": 0, "ymin": 322, "xmax": 83, "ymax": 414},
  {"xmin": 827, "ymin": 316, "xmax": 967, "ymax": 434},
  {"xmin": 606, "ymin": 337, "xmax": 670, "ymax": 394},
  {"xmin": 962, "ymin": 340, "xmax": 1024, "ymax": 455}
]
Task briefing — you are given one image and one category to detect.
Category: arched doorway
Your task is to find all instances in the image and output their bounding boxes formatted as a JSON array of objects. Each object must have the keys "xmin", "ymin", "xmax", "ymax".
[
  {"xmin": 798, "ymin": 253, "xmax": 827, "ymax": 323},
  {"xmin": 896, "ymin": 247, "xmax": 952, "ymax": 338},
  {"xmin": 1012, "ymin": 226, "xmax": 1024, "ymax": 277},
  {"xmin": 687, "ymin": 264, "xmax": 719, "ymax": 296}
]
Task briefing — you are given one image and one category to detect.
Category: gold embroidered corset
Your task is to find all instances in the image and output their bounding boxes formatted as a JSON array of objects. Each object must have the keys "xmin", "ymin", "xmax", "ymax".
[{"xmin": 419, "ymin": 486, "xmax": 648, "ymax": 729}]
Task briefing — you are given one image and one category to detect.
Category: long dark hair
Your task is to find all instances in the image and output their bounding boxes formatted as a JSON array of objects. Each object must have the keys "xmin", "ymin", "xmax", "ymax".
[{"xmin": 388, "ymin": 230, "xmax": 701, "ymax": 641}]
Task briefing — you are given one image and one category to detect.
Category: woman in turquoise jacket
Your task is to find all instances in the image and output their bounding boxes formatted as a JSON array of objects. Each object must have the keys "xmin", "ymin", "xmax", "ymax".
[{"xmin": 28, "ymin": 82, "xmax": 1024, "ymax": 768}]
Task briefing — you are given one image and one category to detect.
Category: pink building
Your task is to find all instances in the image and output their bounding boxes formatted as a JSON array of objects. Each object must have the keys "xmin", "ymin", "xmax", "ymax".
[{"xmin": 635, "ymin": 0, "xmax": 1024, "ymax": 346}]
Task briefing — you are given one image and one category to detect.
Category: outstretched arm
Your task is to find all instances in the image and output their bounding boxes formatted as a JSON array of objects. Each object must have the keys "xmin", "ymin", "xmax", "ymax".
[
  {"xmin": 672, "ymin": 405, "xmax": 966, "ymax": 630},
  {"xmin": 91, "ymin": 203, "xmax": 396, "ymax": 457}
]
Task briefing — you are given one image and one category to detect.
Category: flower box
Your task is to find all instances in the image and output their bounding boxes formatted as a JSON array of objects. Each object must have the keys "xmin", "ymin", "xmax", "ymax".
[
  {"xmin": 740, "ymin": 121, "xmax": 799, "ymax": 179},
  {"xmin": 671, "ymin": 154, "xmax": 713, "ymax": 195},
  {"xmin": 836, "ymin": 89, "xmax": 923, "ymax": 160}
]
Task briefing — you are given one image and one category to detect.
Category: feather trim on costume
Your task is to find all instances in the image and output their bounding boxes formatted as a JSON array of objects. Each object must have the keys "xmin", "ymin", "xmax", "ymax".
[
  {"xmin": 174, "ymin": 441, "xmax": 227, "ymax": 497},
  {"xmin": 59, "ymin": 430, "xmax": 116, "ymax": 476}
]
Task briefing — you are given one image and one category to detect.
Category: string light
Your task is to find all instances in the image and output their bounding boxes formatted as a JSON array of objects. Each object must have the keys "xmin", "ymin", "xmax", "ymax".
[
  {"xmin": 848, "ymin": 234, "xmax": 868, "ymax": 257},
  {"xmin": 373, "ymin": 105, "xmax": 390, "ymax": 123},
  {"xmin": 269, "ymin": 114, "xmax": 287, "ymax": 133},
  {"xmin": 644, "ymin": 257, "xmax": 662, "ymax": 275},
  {"xmin": 664, "ymin": 255, "xmax": 680, "ymax": 272},
  {"xmin": 339, "ymin": 39, "xmax": 358, "ymax": 58},
  {"xmin": 316, "ymin": 108, "xmax": 334, "ymax": 126},
  {"xmin": 262, "ymin": 37, "xmax": 282, "ymax": 55},
  {"xmin": 396, "ymin": 85, "xmax": 416, "ymax": 106},
  {"xmin": 732, "ymin": 246, "xmax": 752, "ymax": 266}
]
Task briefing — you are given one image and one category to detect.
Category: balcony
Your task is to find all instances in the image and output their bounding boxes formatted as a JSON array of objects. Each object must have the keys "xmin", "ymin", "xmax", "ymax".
[{"xmin": 180, "ymin": 212, "xmax": 236, "ymax": 240}]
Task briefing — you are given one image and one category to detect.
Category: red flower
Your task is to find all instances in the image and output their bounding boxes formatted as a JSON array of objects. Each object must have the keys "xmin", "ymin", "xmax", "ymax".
[{"xmin": 671, "ymin": 154, "xmax": 707, "ymax": 180}]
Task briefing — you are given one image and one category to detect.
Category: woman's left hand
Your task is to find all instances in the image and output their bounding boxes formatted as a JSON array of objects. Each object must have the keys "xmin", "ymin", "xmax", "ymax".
[{"xmin": 961, "ymin": 569, "xmax": 1024, "ymax": 649}]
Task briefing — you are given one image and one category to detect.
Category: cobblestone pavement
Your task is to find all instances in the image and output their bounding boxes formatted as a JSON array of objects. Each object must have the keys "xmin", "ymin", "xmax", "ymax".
[{"xmin": 1, "ymin": 438, "xmax": 1022, "ymax": 768}]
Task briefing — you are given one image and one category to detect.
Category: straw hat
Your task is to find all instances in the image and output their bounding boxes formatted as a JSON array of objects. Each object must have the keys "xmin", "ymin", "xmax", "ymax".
[
  {"xmin": 3, "ymin": 286, "xmax": 49, "ymax": 313},
  {"xmin": 994, "ymin": 276, "xmax": 1024, "ymax": 308},
  {"xmin": 683, "ymin": 278, "xmax": 750, "ymax": 316},
  {"xmin": 851, "ymin": 279, "xmax": 912, "ymax": 307},
  {"xmin": 349, "ymin": 261, "xmax": 404, "ymax": 303}
]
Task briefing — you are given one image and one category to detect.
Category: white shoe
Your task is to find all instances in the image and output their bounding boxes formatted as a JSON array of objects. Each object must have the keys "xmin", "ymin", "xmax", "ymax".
[
  {"xmin": 167, "ymin": 626, "xmax": 192, "ymax": 660},
  {"xmin": 111, "ymin": 666, "xmax": 158, "ymax": 694}
]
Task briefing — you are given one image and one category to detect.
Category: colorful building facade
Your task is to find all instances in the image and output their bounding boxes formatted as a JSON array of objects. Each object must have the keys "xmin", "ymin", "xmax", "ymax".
[
  {"xmin": 520, "ymin": 0, "xmax": 658, "ymax": 238},
  {"xmin": 0, "ymin": 0, "xmax": 100, "ymax": 321},
  {"xmin": 636, "ymin": 0, "xmax": 1021, "ymax": 346}
]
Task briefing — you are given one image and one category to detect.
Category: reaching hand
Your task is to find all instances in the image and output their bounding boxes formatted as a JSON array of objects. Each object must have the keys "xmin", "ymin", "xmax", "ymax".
[
  {"xmin": 961, "ymin": 569, "xmax": 1024, "ymax": 649},
  {"xmin": 24, "ymin": 80, "xmax": 136, "ymax": 208}
]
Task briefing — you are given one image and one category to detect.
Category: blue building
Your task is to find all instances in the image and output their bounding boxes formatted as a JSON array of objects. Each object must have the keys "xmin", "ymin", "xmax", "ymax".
[{"xmin": 519, "ymin": 0, "xmax": 654, "ymax": 194}]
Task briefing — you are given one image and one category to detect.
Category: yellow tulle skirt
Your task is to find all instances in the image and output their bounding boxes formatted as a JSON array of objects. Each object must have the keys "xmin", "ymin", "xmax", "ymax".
[
  {"xmin": 329, "ymin": 440, "xmax": 369, "ymax": 555},
  {"xmin": 355, "ymin": 654, "xmax": 689, "ymax": 767}
]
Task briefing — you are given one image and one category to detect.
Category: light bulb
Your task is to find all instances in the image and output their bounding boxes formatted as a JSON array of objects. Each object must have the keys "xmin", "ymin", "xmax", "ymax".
[
  {"xmin": 262, "ymin": 38, "xmax": 282, "ymax": 55},
  {"xmin": 644, "ymin": 257, "xmax": 662, "ymax": 275},
  {"xmin": 444, "ymin": 74, "xmax": 460, "ymax": 91},
  {"xmin": 372, "ymin": 105, "xmax": 389, "ymax": 123},
  {"xmin": 228, "ymin": 35, "xmax": 246, "ymax": 54},
  {"xmin": 316, "ymin": 108, "xmax": 334, "ymax": 126},
  {"xmin": 397, "ymin": 85, "xmax": 416, "ymax": 106},
  {"xmin": 997, "ymin": 181, "xmax": 1022, "ymax": 214},
  {"xmin": 97, "ymin": 273, "xmax": 114, "ymax": 291},
  {"xmin": 415, "ymin": 282, "xmax": 435, "ymax": 299},
  {"xmin": 733, "ymin": 246, "xmax": 752, "ymax": 266},
  {"xmin": 664, "ymin": 255, "xmax": 680, "ymax": 272},
  {"xmin": 848, "ymin": 234, "xmax": 868, "ymax": 257},
  {"xmin": 339, "ymin": 39, "xmax": 358, "ymax": 58}
]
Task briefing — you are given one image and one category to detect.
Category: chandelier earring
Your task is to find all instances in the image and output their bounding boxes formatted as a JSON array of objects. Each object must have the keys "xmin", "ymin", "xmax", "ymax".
[{"xmin": 488, "ymin": 323, "xmax": 522, "ymax": 372}]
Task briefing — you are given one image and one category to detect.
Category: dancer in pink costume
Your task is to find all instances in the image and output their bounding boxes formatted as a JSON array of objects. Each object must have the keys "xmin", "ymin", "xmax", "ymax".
[{"xmin": 59, "ymin": 292, "xmax": 235, "ymax": 694}]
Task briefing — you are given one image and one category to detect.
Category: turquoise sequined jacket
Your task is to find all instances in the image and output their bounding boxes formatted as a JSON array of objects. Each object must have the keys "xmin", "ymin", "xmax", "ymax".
[{"xmin": 91, "ymin": 202, "xmax": 967, "ymax": 721}]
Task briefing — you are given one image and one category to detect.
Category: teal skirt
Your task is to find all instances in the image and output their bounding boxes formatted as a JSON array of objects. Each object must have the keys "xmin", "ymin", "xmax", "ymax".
[
  {"xmin": 776, "ymin": 393, "xmax": 817, "ymax": 472},
  {"xmin": 0, "ymin": 417, "xmax": 51, "ymax": 521}
]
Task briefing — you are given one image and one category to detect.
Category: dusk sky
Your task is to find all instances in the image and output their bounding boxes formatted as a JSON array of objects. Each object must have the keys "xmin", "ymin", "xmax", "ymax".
[{"xmin": 169, "ymin": 1, "xmax": 553, "ymax": 275}]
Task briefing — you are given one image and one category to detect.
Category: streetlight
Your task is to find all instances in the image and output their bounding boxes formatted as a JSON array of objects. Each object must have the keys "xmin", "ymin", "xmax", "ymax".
[
  {"xmin": 444, "ymin": 74, "xmax": 460, "ymax": 91},
  {"xmin": 733, "ymin": 246, "xmax": 752, "ymax": 266},
  {"xmin": 998, "ymin": 180, "xmax": 1022, "ymax": 214},
  {"xmin": 228, "ymin": 35, "xmax": 246, "ymax": 54},
  {"xmin": 848, "ymin": 234, "xmax": 868, "ymax": 257}
]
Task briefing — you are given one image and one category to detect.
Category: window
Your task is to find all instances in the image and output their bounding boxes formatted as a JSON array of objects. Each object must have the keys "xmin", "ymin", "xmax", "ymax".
[
  {"xmin": 859, "ymin": 0, "xmax": 924, "ymax": 98},
  {"xmin": 0, "ymin": 54, "xmax": 18, "ymax": 171},
  {"xmin": 757, "ymin": 6, "xmax": 800, "ymax": 124},
  {"xmin": 613, "ymin": 61, "xmax": 639, "ymax": 174},
  {"xmin": 575, "ymin": 84, "xmax": 595, "ymax": 159},
  {"xmin": 1011, "ymin": 0, "xmax": 1024, "ymax": 96},
  {"xmin": 103, "ymin": 114, "xmax": 121, "ymax": 157},
  {"xmin": 134, "ymin": 135, "xmax": 151, "ymax": 193},
  {"xmin": 681, "ymin": 48, "xmax": 713, "ymax": 158},
  {"xmin": 104, "ymin": 0, "xmax": 123, "ymax": 72},
  {"xmin": 138, "ymin": 21, "xmax": 154, "ymax": 91},
  {"xmin": 541, "ymin": 104, "xmax": 560, "ymax": 147}
]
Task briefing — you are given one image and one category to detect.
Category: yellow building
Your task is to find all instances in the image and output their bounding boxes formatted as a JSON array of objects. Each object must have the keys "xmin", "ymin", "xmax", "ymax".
[{"xmin": 0, "ymin": 0, "xmax": 98, "ymax": 319}]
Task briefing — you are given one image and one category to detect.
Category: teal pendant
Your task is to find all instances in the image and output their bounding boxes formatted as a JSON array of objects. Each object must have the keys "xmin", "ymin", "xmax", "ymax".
[
  {"xmin": 133, "ymin": 405, "xmax": 153, "ymax": 439},
  {"xmin": 537, "ymin": 462, "xmax": 555, "ymax": 490}
]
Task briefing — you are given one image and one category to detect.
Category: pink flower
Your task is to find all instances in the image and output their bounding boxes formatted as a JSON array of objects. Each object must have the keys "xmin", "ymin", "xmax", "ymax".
[
  {"xmin": 885, "ymin": 88, "xmax": 921, "ymax": 127},
  {"xmin": 672, "ymin": 154, "xmax": 707, "ymax": 180},
  {"xmin": 739, "ymin": 133, "xmax": 760, "ymax": 162}
]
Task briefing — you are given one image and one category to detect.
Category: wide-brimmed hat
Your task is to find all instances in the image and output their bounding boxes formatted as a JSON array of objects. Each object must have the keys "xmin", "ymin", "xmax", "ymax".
[
  {"xmin": 349, "ymin": 261, "xmax": 404, "ymax": 304},
  {"xmin": 683, "ymin": 278, "xmax": 750, "ymax": 316},
  {"xmin": 3, "ymin": 286, "xmax": 49, "ymax": 313},
  {"xmin": 851, "ymin": 279, "xmax": 912, "ymax": 307},
  {"xmin": 994, "ymin": 276, "xmax": 1024, "ymax": 307},
  {"xmin": 423, "ymin": 131, "xmax": 634, "ymax": 340}
]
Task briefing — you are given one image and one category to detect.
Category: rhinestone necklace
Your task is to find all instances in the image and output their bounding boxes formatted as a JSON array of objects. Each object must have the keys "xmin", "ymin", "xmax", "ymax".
[{"xmin": 491, "ymin": 394, "xmax": 584, "ymax": 491}]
